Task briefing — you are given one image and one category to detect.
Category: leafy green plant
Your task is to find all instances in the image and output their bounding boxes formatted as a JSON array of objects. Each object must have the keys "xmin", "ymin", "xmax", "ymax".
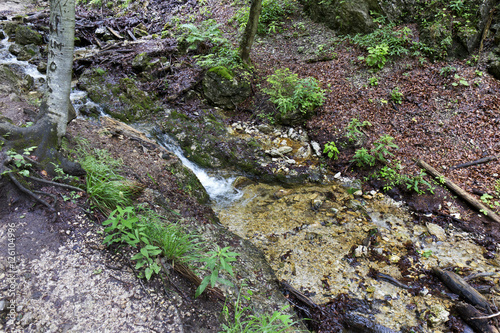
[
  {"xmin": 452, "ymin": 74, "xmax": 469, "ymax": 87},
  {"xmin": 439, "ymin": 65, "xmax": 457, "ymax": 77},
  {"xmin": 74, "ymin": 140, "xmax": 142, "ymax": 213},
  {"xmin": 323, "ymin": 142, "xmax": 339, "ymax": 160},
  {"xmin": 179, "ymin": 20, "xmax": 226, "ymax": 51},
  {"xmin": 371, "ymin": 134, "xmax": 399, "ymax": 163},
  {"xmin": 196, "ymin": 245, "xmax": 239, "ymax": 297},
  {"xmin": 369, "ymin": 76, "xmax": 379, "ymax": 86},
  {"xmin": 262, "ymin": 68, "xmax": 325, "ymax": 116},
  {"xmin": 2, "ymin": 146, "xmax": 37, "ymax": 177},
  {"xmin": 220, "ymin": 287, "xmax": 297, "ymax": 333},
  {"xmin": 345, "ymin": 118, "xmax": 371, "ymax": 143},
  {"xmin": 404, "ymin": 171, "xmax": 435, "ymax": 195},
  {"xmin": 103, "ymin": 206, "xmax": 162, "ymax": 280},
  {"xmin": 480, "ymin": 193, "xmax": 500, "ymax": 209},
  {"xmin": 390, "ymin": 87, "xmax": 403, "ymax": 104},
  {"xmin": 365, "ymin": 44, "xmax": 389, "ymax": 69},
  {"xmin": 351, "ymin": 148, "xmax": 376, "ymax": 168}
]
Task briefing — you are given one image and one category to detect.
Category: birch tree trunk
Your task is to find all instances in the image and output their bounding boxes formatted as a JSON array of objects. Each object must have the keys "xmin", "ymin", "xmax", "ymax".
[
  {"xmin": 239, "ymin": 0, "xmax": 262, "ymax": 64},
  {"xmin": 45, "ymin": 0, "xmax": 75, "ymax": 137}
]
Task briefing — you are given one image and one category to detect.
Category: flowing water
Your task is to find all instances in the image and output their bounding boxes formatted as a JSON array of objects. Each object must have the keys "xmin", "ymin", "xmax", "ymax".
[{"xmin": 2, "ymin": 33, "xmax": 499, "ymax": 332}]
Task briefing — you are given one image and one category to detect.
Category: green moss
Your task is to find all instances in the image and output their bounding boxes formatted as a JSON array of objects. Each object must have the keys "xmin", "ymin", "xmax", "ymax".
[{"xmin": 208, "ymin": 66, "xmax": 234, "ymax": 80}]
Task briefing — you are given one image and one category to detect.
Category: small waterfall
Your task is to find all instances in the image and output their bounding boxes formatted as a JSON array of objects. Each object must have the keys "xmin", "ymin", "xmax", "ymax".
[{"xmin": 156, "ymin": 134, "xmax": 243, "ymax": 206}]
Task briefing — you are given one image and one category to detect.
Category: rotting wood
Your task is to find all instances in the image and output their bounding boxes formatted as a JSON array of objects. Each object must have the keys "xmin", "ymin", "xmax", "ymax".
[
  {"xmin": 280, "ymin": 280, "xmax": 319, "ymax": 309},
  {"xmin": 450, "ymin": 155, "xmax": 499, "ymax": 170},
  {"xmin": 106, "ymin": 26, "xmax": 124, "ymax": 39},
  {"xmin": 456, "ymin": 302, "xmax": 500, "ymax": 333},
  {"xmin": 417, "ymin": 159, "xmax": 500, "ymax": 224},
  {"xmin": 433, "ymin": 267, "xmax": 494, "ymax": 312}
]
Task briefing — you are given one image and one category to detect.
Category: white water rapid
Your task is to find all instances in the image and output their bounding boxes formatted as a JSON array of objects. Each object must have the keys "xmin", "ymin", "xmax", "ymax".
[{"xmin": 156, "ymin": 134, "xmax": 243, "ymax": 207}]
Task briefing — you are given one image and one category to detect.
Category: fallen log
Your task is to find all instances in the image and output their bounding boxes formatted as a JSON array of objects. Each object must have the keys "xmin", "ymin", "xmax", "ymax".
[
  {"xmin": 433, "ymin": 267, "xmax": 493, "ymax": 312},
  {"xmin": 417, "ymin": 159, "xmax": 500, "ymax": 224},
  {"xmin": 450, "ymin": 155, "xmax": 499, "ymax": 170}
]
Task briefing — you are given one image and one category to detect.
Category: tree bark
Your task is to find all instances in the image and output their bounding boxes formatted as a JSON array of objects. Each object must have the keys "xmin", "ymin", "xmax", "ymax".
[
  {"xmin": 45, "ymin": 0, "xmax": 75, "ymax": 137},
  {"xmin": 239, "ymin": 0, "xmax": 262, "ymax": 65}
]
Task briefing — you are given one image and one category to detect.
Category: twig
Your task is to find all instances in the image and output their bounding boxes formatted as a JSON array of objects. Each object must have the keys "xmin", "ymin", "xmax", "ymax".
[
  {"xmin": 26, "ymin": 175, "xmax": 84, "ymax": 192},
  {"xmin": 465, "ymin": 272, "xmax": 499, "ymax": 282},
  {"xmin": 450, "ymin": 155, "xmax": 499, "ymax": 170},
  {"xmin": 472, "ymin": 311, "xmax": 500, "ymax": 320}
]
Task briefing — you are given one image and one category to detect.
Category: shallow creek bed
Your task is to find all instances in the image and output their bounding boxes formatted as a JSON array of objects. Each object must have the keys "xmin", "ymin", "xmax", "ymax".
[{"xmin": 214, "ymin": 181, "xmax": 500, "ymax": 332}]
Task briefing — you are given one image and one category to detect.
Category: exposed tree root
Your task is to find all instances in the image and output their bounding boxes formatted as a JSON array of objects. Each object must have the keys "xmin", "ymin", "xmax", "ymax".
[{"xmin": 5, "ymin": 167, "xmax": 55, "ymax": 213}]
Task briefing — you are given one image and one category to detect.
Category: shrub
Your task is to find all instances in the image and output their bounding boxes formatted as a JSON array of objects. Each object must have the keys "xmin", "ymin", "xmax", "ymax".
[
  {"xmin": 390, "ymin": 87, "xmax": 403, "ymax": 104},
  {"xmin": 366, "ymin": 44, "xmax": 389, "ymax": 69},
  {"xmin": 345, "ymin": 118, "xmax": 371, "ymax": 143},
  {"xmin": 323, "ymin": 141, "xmax": 339, "ymax": 160},
  {"xmin": 262, "ymin": 68, "xmax": 325, "ymax": 115}
]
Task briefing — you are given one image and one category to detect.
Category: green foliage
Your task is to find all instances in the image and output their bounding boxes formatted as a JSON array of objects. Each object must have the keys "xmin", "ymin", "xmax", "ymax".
[
  {"xmin": 480, "ymin": 193, "xmax": 500, "ymax": 210},
  {"xmin": 452, "ymin": 74, "xmax": 469, "ymax": 87},
  {"xmin": 365, "ymin": 44, "xmax": 389, "ymax": 69},
  {"xmin": 138, "ymin": 208, "xmax": 201, "ymax": 264},
  {"xmin": 390, "ymin": 87, "xmax": 403, "ymax": 104},
  {"xmin": 232, "ymin": 0, "xmax": 296, "ymax": 35},
  {"xmin": 74, "ymin": 140, "xmax": 140, "ymax": 212},
  {"xmin": 2, "ymin": 146, "xmax": 36, "ymax": 177},
  {"xmin": 323, "ymin": 141, "xmax": 339, "ymax": 160},
  {"xmin": 262, "ymin": 68, "xmax": 325, "ymax": 116},
  {"xmin": 196, "ymin": 245, "xmax": 239, "ymax": 297},
  {"xmin": 179, "ymin": 20, "xmax": 226, "ymax": 51},
  {"xmin": 439, "ymin": 66, "xmax": 457, "ymax": 77},
  {"xmin": 369, "ymin": 76, "xmax": 379, "ymax": 86},
  {"xmin": 103, "ymin": 206, "xmax": 162, "ymax": 280},
  {"xmin": 351, "ymin": 148, "xmax": 376, "ymax": 168},
  {"xmin": 345, "ymin": 118, "xmax": 371, "ymax": 143},
  {"xmin": 351, "ymin": 19, "xmax": 413, "ymax": 58},
  {"xmin": 404, "ymin": 171, "xmax": 435, "ymax": 195},
  {"xmin": 220, "ymin": 287, "xmax": 297, "ymax": 333},
  {"xmin": 371, "ymin": 134, "xmax": 398, "ymax": 163}
]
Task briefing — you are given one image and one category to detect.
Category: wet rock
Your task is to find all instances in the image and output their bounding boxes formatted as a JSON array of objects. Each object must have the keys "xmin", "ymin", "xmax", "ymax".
[
  {"xmin": 15, "ymin": 25, "xmax": 43, "ymax": 45},
  {"xmin": 202, "ymin": 66, "xmax": 251, "ymax": 110},
  {"xmin": 2, "ymin": 22, "xmax": 19, "ymax": 37},
  {"xmin": 257, "ymin": 123, "xmax": 273, "ymax": 134},
  {"xmin": 37, "ymin": 61, "xmax": 47, "ymax": 74},
  {"xmin": 295, "ymin": 144, "xmax": 312, "ymax": 159},
  {"xmin": 428, "ymin": 304, "xmax": 449, "ymax": 327},
  {"xmin": 426, "ymin": 223, "xmax": 446, "ymax": 241},
  {"xmin": 487, "ymin": 51, "xmax": 500, "ymax": 80},
  {"xmin": 277, "ymin": 146, "xmax": 293, "ymax": 155},
  {"xmin": 79, "ymin": 103, "xmax": 100, "ymax": 118},
  {"xmin": 131, "ymin": 52, "xmax": 150, "ymax": 71}
]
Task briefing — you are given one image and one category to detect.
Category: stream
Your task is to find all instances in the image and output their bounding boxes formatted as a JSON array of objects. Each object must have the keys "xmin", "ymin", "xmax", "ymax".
[{"xmin": 2, "ymin": 32, "xmax": 500, "ymax": 332}]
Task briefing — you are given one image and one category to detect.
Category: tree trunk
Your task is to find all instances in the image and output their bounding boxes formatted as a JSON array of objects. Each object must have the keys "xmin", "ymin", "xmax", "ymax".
[
  {"xmin": 239, "ymin": 0, "xmax": 262, "ymax": 65},
  {"xmin": 45, "ymin": 0, "xmax": 75, "ymax": 137}
]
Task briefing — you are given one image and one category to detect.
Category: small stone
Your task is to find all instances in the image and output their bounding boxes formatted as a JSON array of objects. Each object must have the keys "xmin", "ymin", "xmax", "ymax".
[
  {"xmin": 311, "ymin": 141, "xmax": 322, "ymax": 156},
  {"xmin": 426, "ymin": 223, "xmax": 446, "ymax": 241},
  {"xmin": 277, "ymin": 146, "xmax": 293, "ymax": 155},
  {"xmin": 353, "ymin": 190, "xmax": 363, "ymax": 196},
  {"xmin": 354, "ymin": 245, "xmax": 367, "ymax": 257},
  {"xmin": 334, "ymin": 172, "xmax": 341, "ymax": 179}
]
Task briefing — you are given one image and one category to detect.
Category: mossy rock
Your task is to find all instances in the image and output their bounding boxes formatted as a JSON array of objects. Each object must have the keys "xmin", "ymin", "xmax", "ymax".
[
  {"xmin": 202, "ymin": 66, "xmax": 251, "ymax": 110},
  {"xmin": 302, "ymin": 0, "xmax": 381, "ymax": 34},
  {"xmin": 15, "ymin": 25, "xmax": 43, "ymax": 46}
]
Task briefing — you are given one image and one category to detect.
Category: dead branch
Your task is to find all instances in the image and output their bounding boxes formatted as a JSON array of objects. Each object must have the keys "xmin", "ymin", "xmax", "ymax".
[
  {"xmin": 417, "ymin": 159, "xmax": 500, "ymax": 224},
  {"xmin": 472, "ymin": 311, "xmax": 500, "ymax": 320},
  {"xmin": 450, "ymin": 155, "xmax": 499, "ymax": 170},
  {"xmin": 456, "ymin": 302, "xmax": 500, "ymax": 333}
]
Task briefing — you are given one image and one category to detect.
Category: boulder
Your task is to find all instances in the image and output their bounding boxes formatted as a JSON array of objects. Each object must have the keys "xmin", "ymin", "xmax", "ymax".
[
  {"xmin": 486, "ymin": 50, "xmax": 500, "ymax": 80},
  {"xmin": 202, "ymin": 66, "xmax": 251, "ymax": 110},
  {"xmin": 302, "ymin": 0, "xmax": 382, "ymax": 35},
  {"xmin": 15, "ymin": 25, "xmax": 43, "ymax": 45}
]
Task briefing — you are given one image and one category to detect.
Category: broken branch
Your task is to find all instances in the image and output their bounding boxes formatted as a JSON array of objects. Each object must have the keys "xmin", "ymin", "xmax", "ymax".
[
  {"xmin": 417, "ymin": 159, "xmax": 500, "ymax": 224},
  {"xmin": 450, "ymin": 155, "xmax": 499, "ymax": 170}
]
